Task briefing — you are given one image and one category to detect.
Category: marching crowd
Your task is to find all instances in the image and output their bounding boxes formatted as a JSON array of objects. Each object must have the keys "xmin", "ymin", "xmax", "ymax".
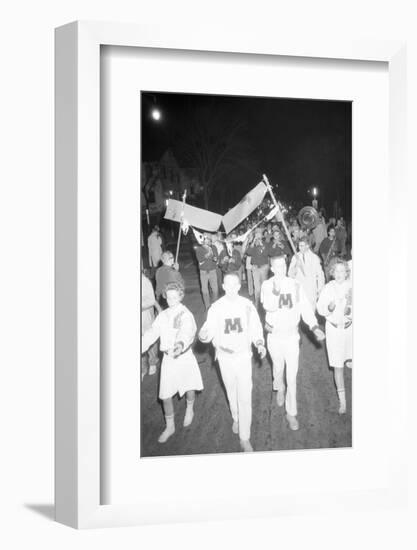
[{"xmin": 142, "ymin": 212, "xmax": 352, "ymax": 452}]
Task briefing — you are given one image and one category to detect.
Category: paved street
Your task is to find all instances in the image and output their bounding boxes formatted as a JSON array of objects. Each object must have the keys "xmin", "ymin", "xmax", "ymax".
[{"xmin": 141, "ymin": 236, "xmax": 352, "ymax": 457}]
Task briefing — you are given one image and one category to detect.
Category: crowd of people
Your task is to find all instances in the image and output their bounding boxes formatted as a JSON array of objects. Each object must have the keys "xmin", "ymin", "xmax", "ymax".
[{"xmin": 141, "ymin": 211, "xmax": 352, "ymax": 453}]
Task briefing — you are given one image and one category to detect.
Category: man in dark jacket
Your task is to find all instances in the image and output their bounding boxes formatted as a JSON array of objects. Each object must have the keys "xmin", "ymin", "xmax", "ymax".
[
  {"xmin": 245, "ymin": 228, "xmax": 270, "ymax": 308},
  {"xmin": 218, "ymin": 241, "xmax": 242, "ymax": 276},
  {"xmin": 155, "ymin": 250, "xmax": 184, "ymax": 304},
  {"xmin": 319, "ymin": 226, "xmax": 341, "ymax": 281},
  {"xmin": 195, "ymin": 233, "xmax": 219, "ymax": 310},
  {"xmin": 267, "ymin": 228, "xmax": 292, "ymax": 262}
]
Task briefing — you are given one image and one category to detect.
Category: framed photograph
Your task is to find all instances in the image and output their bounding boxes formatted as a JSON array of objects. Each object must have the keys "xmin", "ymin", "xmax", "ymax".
[{"xmin": 55, "ymin": 21, "xmax": 407, "ymax": 528}]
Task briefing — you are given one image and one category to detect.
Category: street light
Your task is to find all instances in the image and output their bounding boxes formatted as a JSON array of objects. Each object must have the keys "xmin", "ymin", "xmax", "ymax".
[
  {"xmin": 312, "ymin": 187, "xmax": 318, "ymax": 197},
  {"xmin": 151, "ymin": 108, "xmax": 162, "ymax": 121}
]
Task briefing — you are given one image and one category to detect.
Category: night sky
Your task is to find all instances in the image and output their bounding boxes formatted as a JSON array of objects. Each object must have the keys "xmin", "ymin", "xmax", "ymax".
[{"xmin": 141, "ymin": 91, "xmax": 352, "ymax": 220}]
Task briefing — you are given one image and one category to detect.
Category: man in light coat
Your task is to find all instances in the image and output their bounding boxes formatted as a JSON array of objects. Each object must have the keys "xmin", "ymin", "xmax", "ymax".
[
  {"xmin": 147, "ymin": 225, "xmax": 163, "ymax": 268},
  {"xmin": 288, "ymin": 237, "xmax": 325, "ymax": 309}
]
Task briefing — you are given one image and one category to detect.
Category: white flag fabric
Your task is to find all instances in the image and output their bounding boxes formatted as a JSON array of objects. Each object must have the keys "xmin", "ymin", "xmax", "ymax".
[
  {"xmin": 225, "ymin": 240, "xmax": 234, "ymax": 256},
  {"xmin": 192, "ymin": 227, "xmax": 205, "ymax": 245},
  {"xmin": 222, "ymin": 181, "xmax": 267, "ymax": 234},
  {"xmin": 265, "ymin": 205, "xmax": 279, "ymax": 221},
  {"xmin": 232, "ymin": 227, "xmax": 252, "ymax": 243},
  {"xmin": 181, "ymin": 219, "xmax": 190, "ymax": 235},
  {"xmin": 165, "ymin": 199, "xmax": 222, "ymax": 232}
]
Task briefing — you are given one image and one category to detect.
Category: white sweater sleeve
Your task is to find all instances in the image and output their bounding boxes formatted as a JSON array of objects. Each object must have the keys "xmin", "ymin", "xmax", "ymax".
[
  {"xmin": 198, "ymin": 306, "xmax": 216, "ymax": 343},
  {"xmin": 175, "ymin": 310, "xmax": 197, "ymax": 350},
  {"xmin": 248, "ymin": 303, "xmax": 265, "ymax": 346}
]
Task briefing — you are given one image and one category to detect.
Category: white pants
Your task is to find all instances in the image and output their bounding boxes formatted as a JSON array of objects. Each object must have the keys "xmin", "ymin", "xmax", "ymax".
[
  {"xmin": 267, "ymin": 332, "xmax": 300, "ymax": 416},
  {"xmin": 252, "ymin": 264, "xmax": 269, "ymax": 305},
  {"xmin": 217, "ymin": 351, "xmax": 253, "ymax": 441}
]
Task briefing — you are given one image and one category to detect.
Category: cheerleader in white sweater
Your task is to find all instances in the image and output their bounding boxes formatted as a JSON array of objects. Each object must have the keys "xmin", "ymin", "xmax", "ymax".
[
  {"xmin": 198, "ymin": 272, "xmax": 266, "ymax": 452},
  {"xmin": 142, "ymin": 281, "xmax": 203, "ymax": 443},
  {"xmin": 261, "ymin": 254, "xmax": 325, "ymax": 431},
  {"xmin": 316, "ymin": 258, "xmax": 352, "ymax": 414}
]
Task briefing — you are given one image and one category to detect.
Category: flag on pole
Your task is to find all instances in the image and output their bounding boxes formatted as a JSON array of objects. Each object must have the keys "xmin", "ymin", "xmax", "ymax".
[
  {"xmin": 165, "ymin": 199, "xmax": 222, "ymax": 232},
  {"xmin": 222, "ymin": 181, "xmax": 267, "ymax": 234}
]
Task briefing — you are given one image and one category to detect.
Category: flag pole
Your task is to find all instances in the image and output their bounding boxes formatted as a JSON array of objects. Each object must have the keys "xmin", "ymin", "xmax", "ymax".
[
  {"xmin": 175, "ymin": 190, "xmax": 187, "ymax": 265},
  {"xmin": 262, "ymin": 174, "xmax": 297, "ymax": 255},
  {"xmin": 262, "ymin": 174, "xmax": 305, "ymax": 276}
]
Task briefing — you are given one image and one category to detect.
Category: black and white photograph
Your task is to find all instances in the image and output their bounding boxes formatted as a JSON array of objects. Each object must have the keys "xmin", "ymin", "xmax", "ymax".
[{"xmin": 140, "ymin": 91, "xmax": 352, "ymax": 457}]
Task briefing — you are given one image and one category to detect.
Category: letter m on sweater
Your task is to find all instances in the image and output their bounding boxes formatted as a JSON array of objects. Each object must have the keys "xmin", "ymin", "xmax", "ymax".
[
  {"xmin": 224, "ymin": 318, "xmax": 243, "ymax": 334},
  {"xmin": 279, "ymin": 294, "xmax": 293, "ymax": 308}
]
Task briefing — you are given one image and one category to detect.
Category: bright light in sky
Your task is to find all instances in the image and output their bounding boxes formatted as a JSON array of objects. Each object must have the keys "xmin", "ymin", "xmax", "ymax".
[{"xmin": 151, "ymin": 108, "xmax": 161, "ymax": 121}]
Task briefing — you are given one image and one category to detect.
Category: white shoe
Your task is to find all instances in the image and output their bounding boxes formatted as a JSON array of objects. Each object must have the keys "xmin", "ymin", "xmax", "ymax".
[
  {"xmin": 158, "ymin": 415, "xmax": 175, "ymax": 443},
  {"xmin": 276, "ymin": 389, "xmax": 285, "ymax": 407},
  {"xmin": 338, "ymin": 402, "xmax": 347, "ymax": 415},
  {"xmin": 337, "ymin": 390, "xmax": 346, "ymax": 414},
  {"xmin": 148, "ymin": 364, "xmax": 157, "ymax": 376},
  {"xmin": 286, "ymin": 414, "xmax": 299, "ymax": 431},
  {"xmin": 232, "ymin": 421, "xmax": 239, "ymax": 434},
  {"xmin": 183, "ymin": 407, "xmax": 194, "ymax": 427},
  {"xmin": 158, "ymin": 425, "xmax": 175, "ymax": 443},
  {"xmin": 240, "ymin": 439, "xmax": 253, "ymax": 452}
]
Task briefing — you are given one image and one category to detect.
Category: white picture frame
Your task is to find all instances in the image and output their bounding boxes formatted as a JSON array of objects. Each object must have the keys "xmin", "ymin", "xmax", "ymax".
[{"xmin": 55, "ymin": 21, "xmax": 407, "ymax": 529}]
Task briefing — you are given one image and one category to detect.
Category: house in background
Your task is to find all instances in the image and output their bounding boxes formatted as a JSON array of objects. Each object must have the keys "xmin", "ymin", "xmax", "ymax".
[{"xmin": 141, "ymin": 149, "xmax": 202, "ymax": 222}]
